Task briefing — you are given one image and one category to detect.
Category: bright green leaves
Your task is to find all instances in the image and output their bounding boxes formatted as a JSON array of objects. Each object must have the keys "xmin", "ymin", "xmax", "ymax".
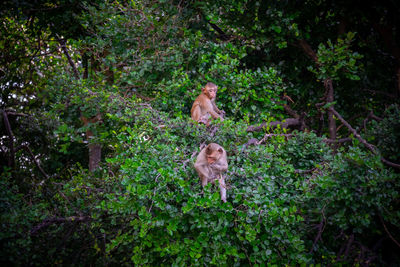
[{"xmin": 308, "ymin": 32, "xmax": 363, "ymax": 82}]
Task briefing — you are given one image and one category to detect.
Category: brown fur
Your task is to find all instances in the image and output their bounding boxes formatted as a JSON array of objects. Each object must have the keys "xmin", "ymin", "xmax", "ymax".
[
  {"xmin": 191, "ymin": 82, "xmax": 224, "ymax": 125},
  {"xmin": 194, "ymin": 143, "xmax": 228, "ymax": 202}
]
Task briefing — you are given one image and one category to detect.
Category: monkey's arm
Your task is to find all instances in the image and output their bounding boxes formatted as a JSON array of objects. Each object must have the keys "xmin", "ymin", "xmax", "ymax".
[
  {"xmin": 210, "ymin": 150, "xmax": 228, "ymax": 174},
  {"xmin": 195, "ymin": 163, "xmax": 212, "ymax": 186},
  {"xmin": 211, "ymin": 99, "xmax": 225, "ymax": 116},
  {"xmin": 204, "ymin": 101, "xmax": 223, "ymax": 120},
  {"xmin": 210, "ymin": 161, "xmax": 228, "ymax": 173},
  {"xmin": 195, "ymin": 151, "xmax": 213, "ymax": 186}
]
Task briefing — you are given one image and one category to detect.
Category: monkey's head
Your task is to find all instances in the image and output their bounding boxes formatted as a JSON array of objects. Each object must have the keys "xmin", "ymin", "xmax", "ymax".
[
  {"xmin": 206, "ymin": 143, "xmax": 223, "ymax": 164},
  {"xmin": 202, "ymin": 82, "xmax": 217, "ymax": 100}
]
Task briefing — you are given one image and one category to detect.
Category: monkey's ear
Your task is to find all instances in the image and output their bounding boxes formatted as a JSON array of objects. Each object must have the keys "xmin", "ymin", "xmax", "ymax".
[{"xmin": 206, "ymin": 145, "xmax": 211, "ymax": 154}]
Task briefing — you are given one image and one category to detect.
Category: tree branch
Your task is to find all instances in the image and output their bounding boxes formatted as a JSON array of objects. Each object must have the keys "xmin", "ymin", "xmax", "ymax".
[
  {"xmin": 204, "ymin": 17, "xmax": 231, "ymax": 41},
  {"xmin": 298, "ymin": 39, "xmax": 318, "ymax": 63},
  {"xmin": 379, "ymin": 215, "xmax": 400, "ymax": 249},
  {"xmin": 323, "ymin": 137, "xmax": 352, "ymax": 144},
  {"xmin": 257, "ymin": 134, "xmax": 293, "ymax": 144},
  {"xmin": 309, "ymin": 207, "xmax": 326, "ymax": 253},
  {"xmin": 30, "ymin": 216, "xmax": 91, "ymax": 235},
  {"xmin": 2, "ymin": 110, "xmax": 15, "ymax": 167},
  {"xmin": 329, "ymin": 107, "xmax": 400, "ymax": 169},
  {"xmin": 247, "ymin": 118, "xmax": 301, "ymax": 132},
  {"xmin": 16, "ymin": 143, "xmax": 49, "ymax": 179},
  {"xmin": 57, "ymin": 37, "xmax": 80, "ymax": 79},
  {"xmin": 4, "ymin": 111, "xmax": 29, "ymax": 117},
  {"xmin": 298, "ymin": 39, "xmax": 336, "ymax": 139}
]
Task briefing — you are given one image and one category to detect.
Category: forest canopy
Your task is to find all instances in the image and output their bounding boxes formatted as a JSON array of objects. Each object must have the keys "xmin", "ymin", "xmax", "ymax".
[{"xmin": 1, "ymin": 0, "xmax": 400, "ymax": 265}]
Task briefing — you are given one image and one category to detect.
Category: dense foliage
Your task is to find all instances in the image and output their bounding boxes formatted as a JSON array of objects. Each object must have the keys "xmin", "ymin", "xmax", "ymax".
[{"xmin": 1, "ymin": 0, "xmax": 399, "ymax": 265}]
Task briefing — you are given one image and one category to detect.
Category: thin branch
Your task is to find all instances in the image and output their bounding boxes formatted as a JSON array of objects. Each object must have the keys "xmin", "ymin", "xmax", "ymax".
[
  {"xmin": 247, "ymin": 118, "xmax": 301, "ymax": 132},
  {"xmin": 4, "ymin": 110, "xmax": 30, "ymax": 117},
  {"xmin": 295, "ymin": 169, "xmax": 314, "ymax": 174},
  {"xmin": 298, "ymin": 39, "xmax": 318, "ymax": 63},
  {"xmin": 30, "ymin": 216, "xmax": 91, "ymax": 235},
  {"xmin": 363, "ymin": 88, "xmax": 397, "ymax": 99},
  {"xmin": 204, "ymin": 18, "xmax": 231, "ymax": 41},
  {"xmin": 148, "ymin": 173, "xmax": 161, "ymax": 213},
  {"xmin": 257, "ymin": 134, "xmax": 293, "ymax": 144},
  {"xmin": 379, "ymin": 215, "xmax": 400, "ymax": 249},
  {"xmin": 329, "ymin": 107, "xmax": 400, "ymax": 169},
  {"xmin": 380, "ymin": 157, "xmax": 400, "ymax": 169},
  {"xmin": 57, "ymin": 37, "xmax": 80, "ymax": 79},
  {"xmin": 329, "ymin": 108, "xmax": 376, "ymax": 152},
  {"xmin": 323, "ymin": 137, "xmax": 352, "ymax": 144},
  {"xmin": 16, "ymin": 144, "xmax": 49, "ymax": 179},
  {"xmin": 2, "ymin": 110, "xmax": 15, "ymax": 167},
  {"xmin": 309, "ymin": 207, "xmax": 326, "ymax": 253}
]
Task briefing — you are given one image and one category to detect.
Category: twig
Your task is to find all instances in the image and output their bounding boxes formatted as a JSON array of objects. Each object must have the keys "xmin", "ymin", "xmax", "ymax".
[
  {"xmin": 329, "ymin": 108, "xmax": 400, "ymax": 169},
  {"xmin": 182, "ymin": 151, "xmax": 198, "ymax": 169},
  {"xmin": 30, "ymin": 216, "xmax": 91, "ymax": 235},
  {"xmin": 361, "ymin": 111, "xmax": 383, "ymax": 132},
  {"xmin": 363, "ymin": 88, "xmax": 397, "ymax": 99},
  {"xmin": 2, "ymin": 110, "xmax": 15, "ymax": 167},
  {"xmin": 309, "ymin": 206, "xmax": 326, "ymax": 253},
  {"xmin": 4, "ymin": 110, "xmax": 29, "ymax": 117},
  {"xmin": 57, "ymin": 36, "xmax": 80, "ymax": 79},
  {"xmin": 247, "ymin": 118, "xmax": 301, "ymax": 132},
  {"xmin": 16, "ymin": 143, "xmax": 49, "ymax": 179},
  {"xmin": 379, "ymin": 215, "xmax": 400, "ymax": 248},
  {"xmin": 294, "ymin": 169, "xmax": 314, "ymax": 174},
  {"xmin": 257, "ymin": 134, "xmax": 293, "ymax": 144},
  {"xmin": 323, "ymin": 137, "xmax": 352, "ymax": 144},
  {"xmin": 148, "ymin": 173, "xmax": 161, "ymax": 213}
]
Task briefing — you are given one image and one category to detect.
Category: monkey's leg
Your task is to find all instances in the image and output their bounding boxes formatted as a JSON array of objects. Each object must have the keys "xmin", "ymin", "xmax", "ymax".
[
  {"xmin": 218, "ymin": 175, "xmax": 227, "ymax": 202},
  {"xmin": 191, "ymin": 104, "xmax": 202, "ymax": 122}
]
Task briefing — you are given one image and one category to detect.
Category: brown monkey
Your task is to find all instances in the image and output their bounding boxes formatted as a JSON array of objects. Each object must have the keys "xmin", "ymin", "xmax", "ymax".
[
  {"xmin": 194, "ymin": 143, "xmax": 228, "ymax": 202},
  {"xmin": 191, "ymin": 82, "xmax": 225, "ymax": 125}
]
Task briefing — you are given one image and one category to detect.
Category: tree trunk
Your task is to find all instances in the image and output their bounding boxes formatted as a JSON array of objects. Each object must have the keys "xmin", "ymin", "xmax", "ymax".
[
  {"xmin": 325, "ymin": 78, "xmax": 336, "ymax": 140},
  {"xmin": 298, "ymin": 40, "xmax": 337, "ymax": 139},
  {"xmin": 59, "ymin": 39, "xmax": 103, "ymax": 172},
  {"xmin": 88, "ymin": 143, "xmax": 101, "ymax": 172},
  {"xmin": 80, "ymin": 114, "xmax": 102, "ymax": 172}
]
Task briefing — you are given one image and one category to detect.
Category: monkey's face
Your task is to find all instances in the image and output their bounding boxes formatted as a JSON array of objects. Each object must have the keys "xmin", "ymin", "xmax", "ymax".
[
  {"xmin": 203, "ymin": 86, "xmax": 217, "ymax": 100},
  {"xmin": 207, "ymin": 155, "xmax": 217, "ymax": 164},
  {"xmin": 206, "ymin": 146, "xmax": 223, "ymax": 164}
]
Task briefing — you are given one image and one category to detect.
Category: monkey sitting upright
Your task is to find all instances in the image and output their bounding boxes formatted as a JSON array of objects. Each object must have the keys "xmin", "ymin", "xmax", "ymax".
[
  {"xmin": 194, "ymin": 143, "xmax": 228, "ymax": 202},
  {"xmin": 191, "ymin": 82, "xmax": 225, "ymax": 125}
]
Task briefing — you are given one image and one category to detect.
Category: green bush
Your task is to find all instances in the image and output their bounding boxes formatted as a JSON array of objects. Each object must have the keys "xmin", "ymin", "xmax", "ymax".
[
  {"xmin": 153, "ymin": 40, "xmax": 286, "ymax": 124},
  {"xmin": 366, "ymin": 104, "xmax": 400, "ymax": 163}
]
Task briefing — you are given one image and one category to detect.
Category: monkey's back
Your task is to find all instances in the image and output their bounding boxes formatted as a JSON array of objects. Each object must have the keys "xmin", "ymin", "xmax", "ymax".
[{"xmin": 191, "ymin": 94, "xmax": 210, "ymax": 119}]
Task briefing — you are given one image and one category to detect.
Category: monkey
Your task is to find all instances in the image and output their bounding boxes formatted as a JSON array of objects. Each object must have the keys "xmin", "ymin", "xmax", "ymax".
[
  {"xmin": 191, "ymin": 82, "xmax": 225, "ymax": 125},
  {"xmin": 194, "ymin": 143, "xmax": 228, "ymax": 202}
]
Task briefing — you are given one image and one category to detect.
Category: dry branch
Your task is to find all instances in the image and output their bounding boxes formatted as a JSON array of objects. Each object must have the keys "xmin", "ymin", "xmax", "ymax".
[
  {"xmin": 247, "ymin": 118, "xmax": 301, "ymax": 132},
  {"xmin": 16, "ymin": 144, "xmax": 49, "ymax": 179},
  {"xmin": 2, "ymin": 110, "xmax": 15, "ymax": 167},
  {"xmin": 57, "ymin": 37, "xmax": 80, "ymax": 79},
  {"xmin": 30, "ymin": 216, "xmax": 91, "ymax": 235},
  {"xmin": 379, "ymin": 215, "xmax": 400, "ymax": 249},
  {"xmin": 329, "ymin": 107, "xmax": 400, "ymax": 169},
  {"xmin": 323, "ymin": 137, "xmax": 352, "ymax": 144},
  {"xmin": 258, "ymin": 134, "xmax": 293, "ymax": 144}
]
